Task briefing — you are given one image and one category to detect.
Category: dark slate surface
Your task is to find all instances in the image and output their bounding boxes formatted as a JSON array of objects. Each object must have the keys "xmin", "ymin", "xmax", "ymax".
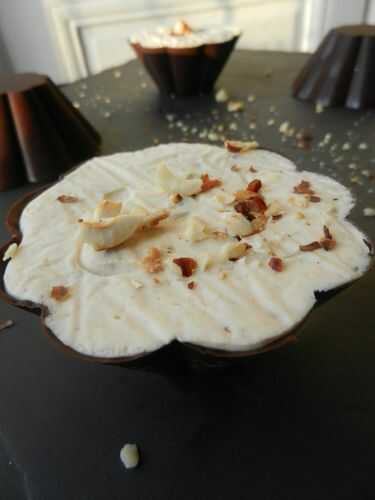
[{"xmin": 0, "ymin": 50, "xmax": 374, "ymax": 500}]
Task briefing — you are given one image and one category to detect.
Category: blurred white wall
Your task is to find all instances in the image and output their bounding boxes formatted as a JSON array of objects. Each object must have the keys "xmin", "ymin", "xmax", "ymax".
[{"xmin": 0, "ymin": 0, "xmax": 372, "ymax": 83}]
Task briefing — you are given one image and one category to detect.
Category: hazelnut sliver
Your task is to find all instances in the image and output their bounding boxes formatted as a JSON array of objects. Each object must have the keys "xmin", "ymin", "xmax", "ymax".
[
  {"xmin": 200, "ymin": 174, "xmax": 222, "ymax": 193},
  {"xmin": 57, "ymin": 195, "xmax": 79, "ymax": 203},
  {"xmin": 299, "ymin": 241, "xmax": 322, "ymax": 252},
  {"xmin": 173, "ymin": 257, "xmax": 198, "ymax": 277},
  {"xmin": 51, "ymin": 286, "xmax": 71, "ymax": 302}
]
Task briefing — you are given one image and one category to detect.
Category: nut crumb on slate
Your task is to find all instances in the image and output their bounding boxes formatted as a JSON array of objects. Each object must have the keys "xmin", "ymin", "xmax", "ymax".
[
  {"xmin": 0, "ymin": 320, "xmax": 14, "ymax": 332},
  {"xmin": 142, "ymin": 248, "xmax": 163, "ymax": 273},
  {"xmin": 120, "ymin": 443, "xmax": 139, "ymax": 470},
  {"xmin": 51, "ymin": 286, "xmax": 71, "ymax": 302},
  {"xmin": 215, "ymin": 88, "xmax": 229, "ymax": 103},
  {"xmin": 363, "ymin": 207, "xmax": 375, "ymax": 217},
  {"xmin": 227, "ymin": 100, "xmax": 245, "ymax": 112}
]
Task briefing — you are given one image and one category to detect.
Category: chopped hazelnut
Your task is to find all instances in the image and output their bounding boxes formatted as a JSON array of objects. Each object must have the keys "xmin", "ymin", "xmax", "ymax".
[
  {"xmin": 224, "ymin": 140, "xmax": 259, "ymax": 153},
  {"xmin": 268, "ymin": 257, "xmax": 283, "ymax": 272},
  {"xmin": 142, "ymin": 248, "xmax": 163, "ymax": 273},
  {"xmin": 173, "ymin": 257, "xmax": 198, "ymax": 277},
  {"xmin": 57, "ymin": 195, "xmax": 79, "ymax": 203},
  {"xmin": 50, "ymin": 286, "xmax": 71, "ymax": 302}
]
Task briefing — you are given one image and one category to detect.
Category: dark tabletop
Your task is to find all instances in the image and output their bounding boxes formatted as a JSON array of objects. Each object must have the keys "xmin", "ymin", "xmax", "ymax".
[{"xmin": 0, "ymin": 50, "xmax": 374, "ymax": 500}]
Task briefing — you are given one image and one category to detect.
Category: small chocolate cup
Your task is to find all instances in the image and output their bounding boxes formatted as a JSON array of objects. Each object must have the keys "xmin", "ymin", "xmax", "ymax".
[
  {"xmin": 130, "ymin": 34, "xmax": 239, "ymax": 97},
  {"xmin": 293, "ymin": 25, "xmax": 375, "ymax": 110},
  {"xmin": 0, "ymin": 73, "xmax": 101, "ymax": 191}
]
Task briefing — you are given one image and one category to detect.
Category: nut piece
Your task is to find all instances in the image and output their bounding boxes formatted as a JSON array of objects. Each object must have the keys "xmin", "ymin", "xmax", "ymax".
[
  {"xmin": 200, "ymin": 174, "xmax": 222, "ymax": 193},
  {"xmin": 299, "ymin": 241, "xmax": 321, "ymax": 252},
  {"xmin": 79, "ymin": 211, "xmax": 168, "ymax": 251},
  {"xmin": 222, "ymin": 242, "xmax": 250, "ymax": 261},
  {"xmin": 268, "ymin": 257, "xmax": 283, "ymax": 272},
  {"xmin": 215, "ymin": 88, "xmax": 229, "ymax": 103},
  {"xmin": 224, "ymin": 140, "xmax": 259, "ymax": 153},
  {"xmin": 171, "ymin": 20, "xmax": 193, "ymax": 36},
  {"xmin": 94, "ymin": 199, "xmax": 122, "ymax": 219},
  {"xmin": 120, "ymin": 443, "xmax": 140, "ymax": 469},
  {"xmin": 157, "ymin": 163, "xmax": 201, "ymax": 196},
  {"xmin": 57, "ymin": 195, "xmax": 79, "ymax": 203},
  {"xmin": 187, "ymin": 281, "xmax": 197, "ymax": 290},
  {"xmin": 223, "ymin": 212, "xmax": 253, "ymax": 237},
  {"xmin": 169, "ymin": 193, "xmax": 183, "ymax": 205},
  {"xmin": 184, "ymin": 216, "xmax": 211, "ymax": 242},
  {"xmin": 173, "ymin": 257, "xmax": 198, "ymax": 277},
  {"xmin": 247, "ymin": 179, "xmax": 262, "ymax": 192},
  {"xmin": 142, "ymin": 248, "xmax": 163, "ymax": 273},
  {"xmin": 227, "ymin": 100, "xmax": 245, "ymax": 112},
  {"xmin": 3, "ymin": 242, "xmax": 19, "ymax": 261},
  {"xmin": 293, "ymin": 180, "xmax": 314, "ymax": 195},
  {"xmin": 50, "ymin": 286, "xmax": 71, "ymax": 302}
]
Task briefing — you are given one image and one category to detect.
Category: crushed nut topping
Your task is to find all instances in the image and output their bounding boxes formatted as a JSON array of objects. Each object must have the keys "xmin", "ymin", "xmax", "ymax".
[
  {"xmin": 187, "ymin": 281, "xmax": 197, "ymax": 290},
  {"xmin": 309, "ymin": 195, "xmax": 321, "ymax": 203},
  {"xmin": 142, "ymin": 248, "xmax": 163, "ymax": 273},
  {"xmin": 171, "ymin": 20, "xmax": 193, "ymax": 36},
  {"xmin": 224, "ymin": 242, "xmax": 250, "ymax": 261},
  {"xmin": 57, "ymin": 195, "xmax": 79, "ymax": 203},
  {"xmin": 293, "ymin": 180, "xmax": 314, "ymax": 195},
  {"xmin": 200, "ymin": 174, "xmax": 222, "ymax": 192},
  {"xmin": 299, "ymin": 241, "xmax": 322, "ymax": 252},
  {"xmin": 169, "ymin": 193, "xmax": 183, "ymax": 204},
  {"xmin": 247, "ymin": 179, "xmax": 262, "ymax": 192},
  {"xmin": 234, "ymin": 197, "xmax": 267, "ymax": 218},
  {"xmin": 249, "ymin": 166, "xmax": 258, "ymax": 172},
  {"xmin": 268, "ymin": 257, "xmax": 283, "ymax": 272},
  {"xmin": 272, "ymin": 214, "xmax": 283, "ymax": 221},
  {"xmin": 50, "ymin": 286, "xmax": 71, "ymax": 302},
  {"xmin": 231, "ymin": 164, "xmax": 241, "ymax": 172},
  {"xmin": 224, "ymin": 140, "xmax": 259, "ymax": 153},
  {"xmin": 320, "ymin": 225, "xmax": 336, "ymax": 251},
  {"xmin": 173, "ymin": 257, "xmax": 198, "ymax": 277}
]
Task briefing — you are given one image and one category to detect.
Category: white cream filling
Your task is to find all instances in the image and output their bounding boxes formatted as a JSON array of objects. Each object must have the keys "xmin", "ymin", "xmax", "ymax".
[
  {"xmin": 130, "ymin": 26, "xmax": 240, "ymax": 49},
  {"xmin": 4, "ymin": 143, "xmax": 371, "ymax": 358}
]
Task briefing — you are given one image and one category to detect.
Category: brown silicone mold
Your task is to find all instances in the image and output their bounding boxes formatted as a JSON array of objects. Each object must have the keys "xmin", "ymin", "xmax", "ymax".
[
  {"xmin": 0, "ymin": 73, "xmax": 101, "ymax": 191},
  {"xmin": 131, "ymin": 34, "xmax": 239, "ymax": 97},
  {"xmin": 1, "ymin": 188, "xmax": 373, "ymax": 370},
  {"xmin": 293, "ymin": 25, "xmax": 375, "ymax": 110}
]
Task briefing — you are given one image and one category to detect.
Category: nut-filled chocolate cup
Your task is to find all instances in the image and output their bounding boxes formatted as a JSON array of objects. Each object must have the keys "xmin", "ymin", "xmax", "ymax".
[
  {"xmin": 130, "ymin": 22, "xmax": 240, "ymax": 96},
  {"xmin": 293, "ymin": 24, "xmax": 375, "ymax": 110},
  {"xmin": 0, "ymin": 143, "xmax": 373, "ymax": 372}
]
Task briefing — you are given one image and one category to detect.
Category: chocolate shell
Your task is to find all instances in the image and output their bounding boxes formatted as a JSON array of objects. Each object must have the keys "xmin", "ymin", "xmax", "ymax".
[
  {"xmin": 131, "ymin": 35, "xmax": 239, "ymax": 97},
  {"xmin": 0, "ymin": 73, "xmax": 101, "ymax": 191},
  {"xmin": 293, "ymin": 25, "xmax": 375, "ymax": 110}
]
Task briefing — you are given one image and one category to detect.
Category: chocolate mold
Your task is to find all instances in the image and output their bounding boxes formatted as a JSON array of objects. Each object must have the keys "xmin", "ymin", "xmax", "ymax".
[
  {"xmin": 0, "ymin": 73, "xmax": 101, "ymax": 191},
  {"xmin": 293, "ymin": 25, "xmax": 375, "ymax": 110}
]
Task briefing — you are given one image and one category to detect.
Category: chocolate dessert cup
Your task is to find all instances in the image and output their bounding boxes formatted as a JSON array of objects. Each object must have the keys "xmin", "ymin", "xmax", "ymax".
[
  {"xmin": 130, "ymin": 27, "xmax": 240, "ymax": 97},
  {"xmin": 1, "ymin": 187, "xmax": 372, "ymax": 371},
  {"xmin": 0, "ymin": 73, "xmax": 101, "ymax": 191},
  {"xmin": 293, "ymin": 25, "xmax": 375, "ymax": 110}
]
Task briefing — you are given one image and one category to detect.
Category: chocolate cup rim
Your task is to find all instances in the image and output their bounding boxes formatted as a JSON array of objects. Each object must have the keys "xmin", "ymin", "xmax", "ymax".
[
  {"xmin": 128, "ymin": 32, "xmax": 241, "ymax": 51},
  {"xmin": 0, "ymin": 178, "xmax": 373, "ymax": 366}
]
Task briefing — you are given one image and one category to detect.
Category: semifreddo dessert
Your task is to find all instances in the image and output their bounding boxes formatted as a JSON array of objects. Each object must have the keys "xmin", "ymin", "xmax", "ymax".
[
  {"xmin": 129, "ymin": 21, "xmax": 240, "ymax": 96},
  {"xmin": 3, "ymin": 142, "xmax": 372, "ymax": 359}
]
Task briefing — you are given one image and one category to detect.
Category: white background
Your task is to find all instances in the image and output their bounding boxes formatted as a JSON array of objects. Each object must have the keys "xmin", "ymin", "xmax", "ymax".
[{"xmin": 0, "ymin": 0, "xmax": 373, "ymax": 83}]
